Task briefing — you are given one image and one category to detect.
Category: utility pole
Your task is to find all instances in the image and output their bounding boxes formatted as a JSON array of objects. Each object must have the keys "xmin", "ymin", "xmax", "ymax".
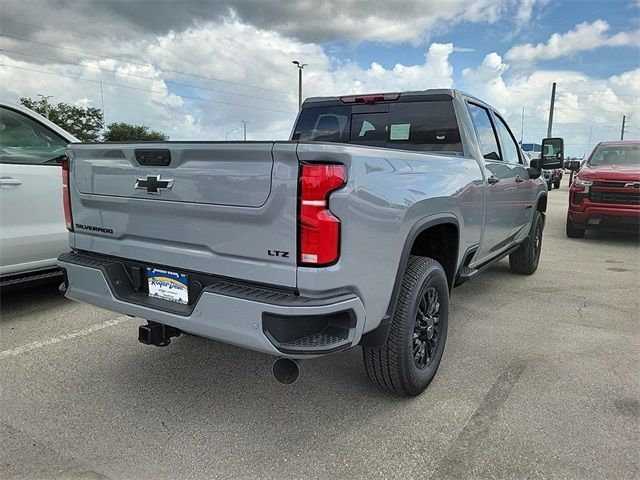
[
  {"xmin": 240, "ymin": 120, "xmax": 249, "ymax": 141},
  {"xmin": 37, "ymin": 94, "xmax": 53, "ymax": 119},
  {"xmin": 621, "ymin": 115, "xmax": 626, "ymax": 140},
  {"xmin": 520, "ymin": 107, "xmax": 525, "ymax": 144},
  {"xmin": 292, "ymin": 60, "xmax": 308, "ymax": 110},
  {"xmin": 547, "ymin": 82, "xmax": 556, "ymax": 138},
  {"xmin": 587, "ymin": 126, "xmax": 593, "ymax": 155}
]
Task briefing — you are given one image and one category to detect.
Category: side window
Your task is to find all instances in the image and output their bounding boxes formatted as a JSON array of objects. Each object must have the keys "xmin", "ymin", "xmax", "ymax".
[
  {"xmin": 466, "ymin": 103, "xmax": 501, "ymax": 161},
  {"xmin": 494, "ymin": 115, "xmax": 522, "ymax": 165},
  {"xmin": 0, "ymin": 107, "xmax": 67, "ymax": 165}
]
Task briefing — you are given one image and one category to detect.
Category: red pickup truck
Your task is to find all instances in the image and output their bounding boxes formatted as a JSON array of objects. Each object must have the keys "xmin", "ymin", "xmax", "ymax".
[{"xmin": 566, "ymin": 141, "xmax": 640, "ymax": 238}]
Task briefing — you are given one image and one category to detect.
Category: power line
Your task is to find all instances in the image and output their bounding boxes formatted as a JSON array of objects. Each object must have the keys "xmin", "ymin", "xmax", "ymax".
[
  {"xmin": 554, "ymin": 106, "xmax": 621, "ymax": 125},
  {"xmin": 555, "ymin": 100, "xmax": 629, "ymax": 118},
  {"xmin": 0, "ymin": 18, "xmax": 266, "ymax": 83},
  {"xmin": 1, "ymin": 48, "xmax": 297, "ymax": 106},
  {"xmin": 0, "ymin": 33, "xmax": 293, "ymax": 96},
  {"xmin": 557, "ymin": 89, "xmax": 640, "ymax": 98},
  {"xmin": 0, "ymin": 63, "xmax": 298, "ymax": 115}
]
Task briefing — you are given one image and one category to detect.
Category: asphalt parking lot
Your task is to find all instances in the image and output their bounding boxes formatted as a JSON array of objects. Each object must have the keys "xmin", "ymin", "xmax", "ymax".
[{"xmin": 1, "ymin": 179, "xmax": 638, "ymax": 480}]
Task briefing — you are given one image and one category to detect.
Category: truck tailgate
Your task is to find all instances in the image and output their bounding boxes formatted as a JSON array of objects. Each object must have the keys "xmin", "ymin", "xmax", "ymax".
[{"xmin": 67, "ymin": 142, "xmax": 299, "ymax": 287}]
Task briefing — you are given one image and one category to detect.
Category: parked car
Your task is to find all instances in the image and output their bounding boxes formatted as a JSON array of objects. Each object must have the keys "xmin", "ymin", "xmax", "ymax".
[
  {"xmin": 565, "ymin": 141, "xmax": 640, "ymax": 238},
  {"xmin": 542, "ymin": 167, "xmax": 563, "ymax": 189},
  {"xmin": 57, "ymin": 89, "xmax": 559, "ymax": 396},
  {"xmin": 0, "ymin": 101, "xmax": 78, "ymax": 290}
]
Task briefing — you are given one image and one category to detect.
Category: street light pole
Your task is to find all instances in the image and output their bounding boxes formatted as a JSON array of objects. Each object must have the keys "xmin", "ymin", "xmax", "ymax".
[
  {"xmin": 240, "ymin": 120, "xmax": 249, "ymax": 141},
  {"xmin": 292, "ymin": 60, "xmax": 308, "ymax": 110},
  {"xmin": 37, "ymin": 94, "xmax": 53, "ymax": 119}
]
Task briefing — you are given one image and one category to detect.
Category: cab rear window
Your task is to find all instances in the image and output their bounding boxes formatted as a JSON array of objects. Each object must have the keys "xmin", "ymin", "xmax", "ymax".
[{"xmin": 292, "ymin": 100, "xmax": 463, "ymax": 156}]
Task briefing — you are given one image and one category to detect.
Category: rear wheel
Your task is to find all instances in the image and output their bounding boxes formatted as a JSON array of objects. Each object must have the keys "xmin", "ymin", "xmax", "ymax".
[
  {"xmin": 363, "ymin": 256, "xmax": 449, "ymax": 397},
  {"xmin": 566, "ymin": 213, "xmax": 585, "ymax": 238},
  {"xmin": 547, "ymin": 181, "xmax": 553, "ymax": 190},
  {"xmin": 554, "ymin": 179, "xmax": 561, "ymax": 189},
  {"xmin": 509, "ymin": 210, "xmax": 544, "ymax": 275}
]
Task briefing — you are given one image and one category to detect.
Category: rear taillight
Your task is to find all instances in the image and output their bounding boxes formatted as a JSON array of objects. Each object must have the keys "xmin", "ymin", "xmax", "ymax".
[
  {"xmin": 298, "ymin": 164, "xmax": 346, "ymax": 266},
  {"xmin": 61, "ymin": 157, "xmax": 73, "ymax": 231}
]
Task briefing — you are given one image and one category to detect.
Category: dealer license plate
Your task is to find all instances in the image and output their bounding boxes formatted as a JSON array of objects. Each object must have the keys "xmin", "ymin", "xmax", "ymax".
[{"xmin": 147, "ymin": 267, "xmax": 189, "ymax": 304}]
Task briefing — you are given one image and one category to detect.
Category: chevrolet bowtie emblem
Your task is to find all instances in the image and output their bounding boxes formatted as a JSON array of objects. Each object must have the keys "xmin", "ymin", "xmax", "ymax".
[{"xmin": 135, "ymin": 175, "xmax": 174, "ymax": 194}]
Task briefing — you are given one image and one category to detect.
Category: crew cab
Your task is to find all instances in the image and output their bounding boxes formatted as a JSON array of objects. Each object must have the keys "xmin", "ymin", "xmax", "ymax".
[
  {"xmin": 566, "ymin": 141, "xmax": 640, "ymax": 238},
  {"xmin": 57, "ymin": 89, "xmax": 558, "ymax": 396}
]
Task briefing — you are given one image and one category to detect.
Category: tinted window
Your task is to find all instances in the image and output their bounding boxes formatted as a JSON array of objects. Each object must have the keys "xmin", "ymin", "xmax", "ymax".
[
  {"xmin": 494, "ymin": 115, "xmax": 521, "ymax": 164},
  {"xmin": 0, "ymin": 107, "xmax": 67, "ymax": 165},
  {"xmin": 466, "ymin": 103, "xmax": 501, "ymax": 161},
  {"xmin": 292, "ymin": 99, "xmax": 463, "ymax": 155},
  {"xmin": 589, "ymin": 144, "xmax": 639, "ymax": 166}
]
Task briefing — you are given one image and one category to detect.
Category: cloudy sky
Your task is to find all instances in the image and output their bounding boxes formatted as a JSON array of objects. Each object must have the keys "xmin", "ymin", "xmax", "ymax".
[{"xmin": 1, "ymin": 0, "xmax": 638, "ymax": 156}]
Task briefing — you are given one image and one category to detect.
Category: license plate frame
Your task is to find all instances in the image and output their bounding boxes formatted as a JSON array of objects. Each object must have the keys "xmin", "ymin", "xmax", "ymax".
[{"xmin": 146, "ymin": 267, "xmax": 189, "ymax": 305}]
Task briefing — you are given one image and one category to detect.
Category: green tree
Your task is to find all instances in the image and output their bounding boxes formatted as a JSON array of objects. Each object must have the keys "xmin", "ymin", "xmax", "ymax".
[
  {"xmin": 20, "ymin": 97, "xmax": 103, "ymax": 142},
  {"xmin": 103, "ymin": 122, "xmax": 169, "ymax": 142}
]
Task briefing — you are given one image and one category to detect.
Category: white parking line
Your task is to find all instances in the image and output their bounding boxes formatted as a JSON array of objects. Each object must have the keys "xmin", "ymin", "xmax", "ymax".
[{"xmin": 0, "ymin": 316, "xmax": 129, "ymax": 359}]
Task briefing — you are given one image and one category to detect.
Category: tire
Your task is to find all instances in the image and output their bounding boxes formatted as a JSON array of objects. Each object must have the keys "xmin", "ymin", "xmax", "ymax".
[
  {"xmin": 554, "ymin": 179, "xmax": 561, "ymax": 189},
  {"xmin": 363, "ymin": 256, "xmax": 449, "ymax": 397},
  {"xmin": 566, "ymin": 213, "xmax": 585, "ymax": 238},
  {"xmin": 547, "ymin": 181, "xmax": 553, "ymax": 190},
  {"xmin": 509, "ymin": 209, "xmax": 544, "ymax": 275}
]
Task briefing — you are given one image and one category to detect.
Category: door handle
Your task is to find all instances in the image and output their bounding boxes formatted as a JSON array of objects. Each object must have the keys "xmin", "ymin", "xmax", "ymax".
[
  {"xmin": 0, "ymin": 177, "xmax": 22, "ymax": 186},
  {"xmin": 515, "ymin": 176, "xmax": 524, "ymax": 183},
  {"xmin": 487, "ymin": 175, "xmax": 500, "ymax": 185}
]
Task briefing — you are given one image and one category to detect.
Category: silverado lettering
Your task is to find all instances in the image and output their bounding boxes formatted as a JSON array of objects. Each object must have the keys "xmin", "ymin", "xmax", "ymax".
[{"xmin": 75, "ymin": 224, "xmax": 114, "ymax": 234}]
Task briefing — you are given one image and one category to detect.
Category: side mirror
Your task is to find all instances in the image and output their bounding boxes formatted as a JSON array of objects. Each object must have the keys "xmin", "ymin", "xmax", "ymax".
[
  {"xmin": 527, "ymin": 158, "xmax": 542, "ymax": 179},
  {"xmin": 541, "ymin": 137, "xmax": 564, "ymax": 169},
  {"xmin": 565, "ymin": 159, "xmax": 581, "ymax": 172}
]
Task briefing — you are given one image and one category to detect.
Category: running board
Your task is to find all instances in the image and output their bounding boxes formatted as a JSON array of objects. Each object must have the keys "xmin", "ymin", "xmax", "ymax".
[
  {"xmin": 454, "ymin": 266, "xmax": 478, "ymax": 287},
  {"xmin": 0, "ymin": 269, "xmax": 63, "ymax": 291}
]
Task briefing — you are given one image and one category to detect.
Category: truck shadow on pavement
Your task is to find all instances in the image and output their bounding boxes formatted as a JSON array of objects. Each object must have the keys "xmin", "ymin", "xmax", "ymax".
[
  {"xmin": 0, "ymin": 283, "xmax": 68, "ymax": 320},
  {"xmin": 581, "ymin": 230, "xmax": 640, "ymax": 244},
  {"xmin": 109, "ymin": 330, "xmax": 410, "ymax": 409}
]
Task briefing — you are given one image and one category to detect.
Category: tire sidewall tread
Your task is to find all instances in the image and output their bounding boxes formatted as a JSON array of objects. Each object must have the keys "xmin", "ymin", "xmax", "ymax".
[{"xmin": 363, "ymin": 256, "xmax": 449, "ymax": 397}]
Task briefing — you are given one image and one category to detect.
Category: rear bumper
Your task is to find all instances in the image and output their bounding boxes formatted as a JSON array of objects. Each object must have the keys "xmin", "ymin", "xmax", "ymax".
[{"xmin": 57, "ymin": 251, "xmax": 366, "ymax": 358}]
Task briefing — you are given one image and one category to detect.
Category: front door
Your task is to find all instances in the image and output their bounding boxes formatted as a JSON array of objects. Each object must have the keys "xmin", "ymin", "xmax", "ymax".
[{"xmin": 0, "ymin": 106, "xmax": 68, "ymax": 276}]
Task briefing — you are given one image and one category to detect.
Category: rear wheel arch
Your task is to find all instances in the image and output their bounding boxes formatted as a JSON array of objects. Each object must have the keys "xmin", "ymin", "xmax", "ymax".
[{"xmin": 360, "ymin": 214, "xmax": 460, "ymax": 347}]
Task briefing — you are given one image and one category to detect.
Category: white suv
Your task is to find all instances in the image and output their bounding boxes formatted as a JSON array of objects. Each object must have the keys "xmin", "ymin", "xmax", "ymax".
[{"xmin": 0, "ymin": 101, "xmax": 78, "ymax": 289}]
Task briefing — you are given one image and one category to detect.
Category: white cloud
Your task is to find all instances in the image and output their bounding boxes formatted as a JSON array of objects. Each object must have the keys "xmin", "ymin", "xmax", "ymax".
[
  {"xmin": 461, "ymin": 52, "xmax": 639, "ymax": 156},
  {"xmin": 515, "ymin": 0, "xmax": 548, "ymax": 25},
  {"xmin": 1, "ymin": 12, "xmax": 637, "ymax": 156},
  {"xmin": 0, "ymin": 20, "xmax": 456, "ymax": 141},
  {"xmin": 506, "ymin": 20, "xmax": 640, "ymax": 63}
]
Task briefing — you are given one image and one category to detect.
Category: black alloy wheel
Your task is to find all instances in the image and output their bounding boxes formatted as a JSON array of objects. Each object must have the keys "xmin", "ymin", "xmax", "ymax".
[{"xmin": 413, "ymin": 286, "xmax": 441, "ymax": 369}]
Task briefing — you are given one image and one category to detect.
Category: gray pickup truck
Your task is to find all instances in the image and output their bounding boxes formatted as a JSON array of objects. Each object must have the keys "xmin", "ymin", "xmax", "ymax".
[{"xmin": 58, "ymin": 89, "xmax": 561, "ymax": 396}]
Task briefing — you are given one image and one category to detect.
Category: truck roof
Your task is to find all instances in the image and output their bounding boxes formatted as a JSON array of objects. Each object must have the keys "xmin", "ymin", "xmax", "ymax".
[
  {"xmin": 302, "ymin": 88, "xmax": 487, "ymax": 108},
  {"xmin": 594, "ymin": 140, "xmax": 639, "ymax": 147}
]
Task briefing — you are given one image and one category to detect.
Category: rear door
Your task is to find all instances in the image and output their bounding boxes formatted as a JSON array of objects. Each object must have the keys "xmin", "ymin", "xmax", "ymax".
[
  {"xmin": 69, "ymin": 142, "xmax": 299, "ymax": 287},
  {"xmin": 0, "ymin": 106, "xmax": 68, "ymax": 276}
]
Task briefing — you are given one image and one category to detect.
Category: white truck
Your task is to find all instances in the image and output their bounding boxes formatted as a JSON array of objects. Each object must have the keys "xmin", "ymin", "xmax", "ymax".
[{"xmin": 0, "ymin": 101, "xmax": 78, "ymax": 289}]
